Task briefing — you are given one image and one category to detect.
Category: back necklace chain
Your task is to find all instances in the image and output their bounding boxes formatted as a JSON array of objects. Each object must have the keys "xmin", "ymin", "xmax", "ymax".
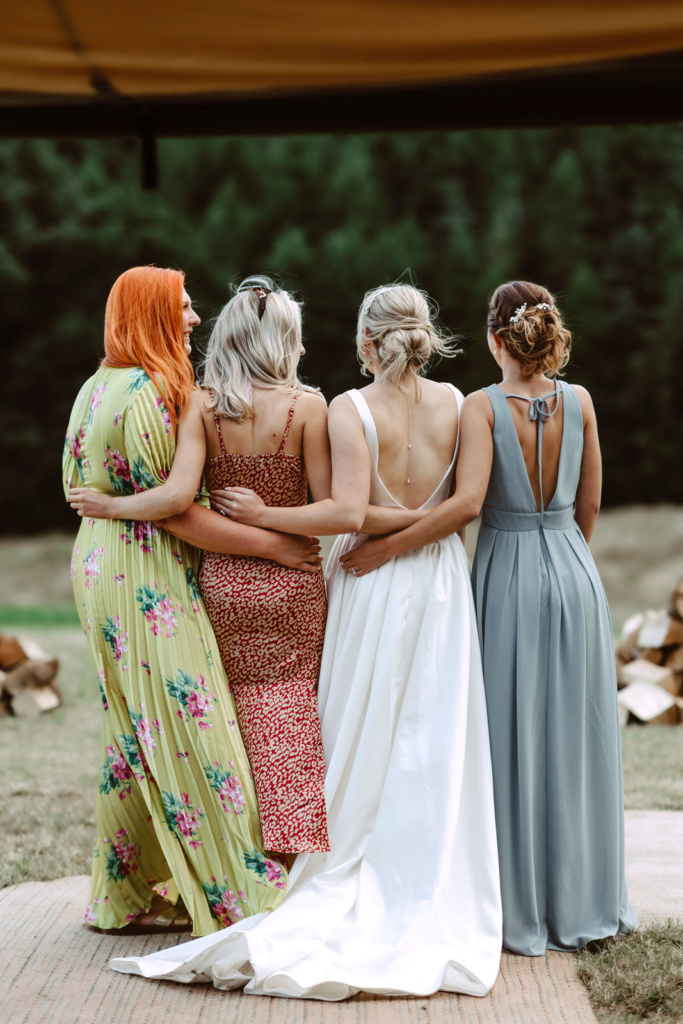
[{"xmin": 398, "ymin": 381, "xmax": 414, "ymax": 485}]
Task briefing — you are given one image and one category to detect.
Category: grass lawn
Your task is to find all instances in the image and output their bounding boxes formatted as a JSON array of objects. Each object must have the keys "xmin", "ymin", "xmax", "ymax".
[
  {"xmin": 621, "ymin": 725, "xmax": 683, "ymax": 810},
  {"xmin": 577, "ymin": 922, "xmax": 683, "ymax": 1024},
  {"xmin": 0, "ymin": 625, "xmax": 100, "ymax": 888}
]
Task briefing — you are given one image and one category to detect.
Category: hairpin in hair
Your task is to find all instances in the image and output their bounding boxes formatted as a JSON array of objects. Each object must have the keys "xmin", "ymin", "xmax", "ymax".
[
  {"xmin": 509, "ymin": 303, "xmax": 527, "ymax": 324},
  {"xmin": 238, "ymin": 285, "xmax": 272, "ymax": 320},
  {"xmin": 509, "ymin": 301, "xmax": 555, "ymax": 325}
]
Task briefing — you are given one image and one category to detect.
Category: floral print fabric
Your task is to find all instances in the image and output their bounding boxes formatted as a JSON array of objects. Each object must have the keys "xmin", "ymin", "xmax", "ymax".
[
  {"xmin": 63, "ymin": 367, "xmax": 287, "ymax": 935},
  {"xmin": 200, "ymin": 402, "xmax": 329, "ymax": 854}
]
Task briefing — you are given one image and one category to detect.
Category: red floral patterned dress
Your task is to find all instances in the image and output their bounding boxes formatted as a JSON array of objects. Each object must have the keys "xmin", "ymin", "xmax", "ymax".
[{"xmin": 199, "ymin": 396, "xmax": 330, "ymax": 854}]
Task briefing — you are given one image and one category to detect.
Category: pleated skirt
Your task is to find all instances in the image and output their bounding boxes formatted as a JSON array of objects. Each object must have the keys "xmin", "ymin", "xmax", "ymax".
[{"xmin": 472, "ymin": 521, "xmax": 637, "ymax": 955}]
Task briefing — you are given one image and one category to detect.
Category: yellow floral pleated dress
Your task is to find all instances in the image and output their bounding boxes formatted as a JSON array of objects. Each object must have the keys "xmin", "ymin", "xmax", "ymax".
[{"xmin": 62, "ymin": 367, "xmax": 287, "ymax": 935}]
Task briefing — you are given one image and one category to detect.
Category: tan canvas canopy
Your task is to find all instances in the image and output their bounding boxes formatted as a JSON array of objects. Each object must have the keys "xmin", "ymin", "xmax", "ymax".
[
  {"xmin": 1, "ymin": 0, "xmax": 683, "ymax": 148},
  {"xmin": 3, "ymin": 0, "xmax": 683, "ymax": 96}
]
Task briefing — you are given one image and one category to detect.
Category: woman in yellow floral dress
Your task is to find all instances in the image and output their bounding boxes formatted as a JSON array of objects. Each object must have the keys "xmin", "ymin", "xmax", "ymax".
[{"xmin": 63, "ymin": 267, "xmax": 319, "ymax": 936}]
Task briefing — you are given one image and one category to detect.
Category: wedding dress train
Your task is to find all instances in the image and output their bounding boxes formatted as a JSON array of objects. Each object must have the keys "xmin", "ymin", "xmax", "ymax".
[{"xmin": 111, "ymin": 385, "xmax": 502, "ymax": 1000}]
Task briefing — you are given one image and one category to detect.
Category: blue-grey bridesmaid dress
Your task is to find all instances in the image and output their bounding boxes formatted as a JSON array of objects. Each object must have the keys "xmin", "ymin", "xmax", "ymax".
[{"xmin": 471, "ymin": 380, "xmax": 637, "ymax": 956}]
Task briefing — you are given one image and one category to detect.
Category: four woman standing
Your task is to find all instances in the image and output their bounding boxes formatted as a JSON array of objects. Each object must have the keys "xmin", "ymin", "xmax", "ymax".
[{"xmin": 65, "ymin": 268, "xmax": 635, "ymax": 996}]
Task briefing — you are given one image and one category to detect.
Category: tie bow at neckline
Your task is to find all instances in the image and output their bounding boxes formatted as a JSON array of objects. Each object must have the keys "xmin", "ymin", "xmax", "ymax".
[{"xmin": 529, "ymin": 397, "xmax": 553, "ymax": 422}]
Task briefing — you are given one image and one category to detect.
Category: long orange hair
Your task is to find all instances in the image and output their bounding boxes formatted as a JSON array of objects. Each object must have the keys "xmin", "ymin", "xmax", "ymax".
[{"xmin": 101, "ymin": 266, "xmax": 195, "ymax": 424}]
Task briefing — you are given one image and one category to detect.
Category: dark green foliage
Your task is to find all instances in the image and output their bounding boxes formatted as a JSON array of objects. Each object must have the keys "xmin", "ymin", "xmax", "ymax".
[{"xmin": 2, "ymin": 127, "xmax": 682, "ymax": 532}]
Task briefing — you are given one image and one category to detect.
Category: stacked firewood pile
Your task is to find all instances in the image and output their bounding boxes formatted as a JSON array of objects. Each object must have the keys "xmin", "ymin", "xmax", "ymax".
[
  {"xmin": 616, "ymin": 582, "xmax": 683, "ymax": 725},
  {"xmin": 0, "ymin": 633, "xmax": 61, "ymax": 716}
]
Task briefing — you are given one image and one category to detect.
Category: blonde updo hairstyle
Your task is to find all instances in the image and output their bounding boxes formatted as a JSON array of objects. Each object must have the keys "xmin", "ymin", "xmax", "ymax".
[
  {"xmin": 487, "ymin": 281, "xmax": 571, "ymax": 379},
  {"xmin": 357, "ymin": 284, "xmax": 459, "ymax": 387},
  {"xmin": 202, "ymin": 275, "xmax": 318, "ymax": 420}
]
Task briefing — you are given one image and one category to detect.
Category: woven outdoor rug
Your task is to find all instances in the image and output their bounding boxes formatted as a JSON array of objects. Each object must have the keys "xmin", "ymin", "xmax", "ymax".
[
  {"xmin": 624, "ymin": 810, "xmax": 683, "ymax": 924},
  {"xmin": 0, "ymin": 875, "xmax": 597, "ymax": 1024}
]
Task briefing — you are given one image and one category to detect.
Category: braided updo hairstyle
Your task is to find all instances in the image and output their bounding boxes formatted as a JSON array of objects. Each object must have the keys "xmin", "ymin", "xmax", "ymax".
[
  {"xmin": 357, "ymin": 284, "xmax": 459, "ymax": 387},
  {"xmin": 487, "ymin": 281, "xmax": 571, "ymax": 379}
]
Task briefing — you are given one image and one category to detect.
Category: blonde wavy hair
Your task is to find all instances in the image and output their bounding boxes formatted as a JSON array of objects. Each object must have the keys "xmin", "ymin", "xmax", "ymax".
[
  {"xmin": 487, "ymin": 281, "xmax": 571, "ymax": 378},
  {"xmin": 201, "ymin": 276, "xmax": 318, "ymax": 420},
  {"xmin": 357, "ymin": 283, "xmax": 459, "ymax": 387}
]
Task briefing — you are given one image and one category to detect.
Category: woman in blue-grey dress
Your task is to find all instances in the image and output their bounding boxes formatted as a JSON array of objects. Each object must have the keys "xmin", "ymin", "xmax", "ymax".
[{"xmin": 343, "ymin": 279, "xmax": 637, "ymax": 956}]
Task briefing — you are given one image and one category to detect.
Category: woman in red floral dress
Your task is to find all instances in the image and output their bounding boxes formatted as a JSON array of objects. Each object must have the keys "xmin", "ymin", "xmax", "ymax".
[{"xmin": 196, "ymin": 277, "xmax": 368, "ymax": 855}]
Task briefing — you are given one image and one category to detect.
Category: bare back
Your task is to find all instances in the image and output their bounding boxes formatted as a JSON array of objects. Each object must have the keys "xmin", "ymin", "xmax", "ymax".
[
  {"xmin": 360, "ymin": 377, "xmax": 460, "ymax": 510},
  {"xmin": 500, "ymin": 380, "xmax": 564, "ymax": 513},
  {"xmin": 202, "ymin": 388, "xmax": 307, "ymax": 459},
  {"xmin": 200, "ymin": 387, "xmax": 332, "ymax": 503}
]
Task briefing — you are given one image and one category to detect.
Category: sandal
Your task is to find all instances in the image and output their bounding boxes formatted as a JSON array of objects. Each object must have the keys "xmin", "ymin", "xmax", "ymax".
[{"xmin": 95, "ymin": 896, "xmax": 193, "ymax": 935}]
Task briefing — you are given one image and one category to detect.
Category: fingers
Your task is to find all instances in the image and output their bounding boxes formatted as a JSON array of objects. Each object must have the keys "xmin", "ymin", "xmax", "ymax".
[
  {"xmin": 210, "ymin": 494, "xmax": 231, "ymax": 510},
  {"xmin": 339, "ymin": 546, "xmax": 362, "ymax": 565}
]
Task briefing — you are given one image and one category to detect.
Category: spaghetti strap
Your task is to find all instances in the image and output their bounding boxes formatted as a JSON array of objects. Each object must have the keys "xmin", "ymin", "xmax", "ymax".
[
  {"xmin": 277, "ymin": 395, "xmax": 300, "ymax": 454},
  {"xmin": 213, "ymin": 412, "xmax": 227, "ymax": 457}
]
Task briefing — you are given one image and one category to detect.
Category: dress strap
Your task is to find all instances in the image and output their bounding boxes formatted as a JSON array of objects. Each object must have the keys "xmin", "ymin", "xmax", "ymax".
[
  {"xmin": 503, "ymin": 380, "xmax": 561, "ymax": 423},
  {"xmin": 440, "ymin": 382, "xmax": 465, "ymax": 460},
  {"xmin": 277, "ymin": 394, "xmax": 300, "ymax": 454},
  {"xmin": 345, "ymin": 390, "xmax": 379, "ymax": 469},
  {"xmin": 213, "ymin": 412, "xmax": 228, "ymax": 457}
]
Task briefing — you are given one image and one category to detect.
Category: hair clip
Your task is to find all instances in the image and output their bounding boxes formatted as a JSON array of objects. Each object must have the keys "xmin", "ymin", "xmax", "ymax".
[
  {"xmin": 536, "ymin": 303, "xmax": 555, "ymax": 312},
  {"xmin": 509, "ymin": 303, "xmax": 527, "ymax": 324},
  {"xmin": 238, "ymin": 285, "xmax": 272, "ymax": 320}
]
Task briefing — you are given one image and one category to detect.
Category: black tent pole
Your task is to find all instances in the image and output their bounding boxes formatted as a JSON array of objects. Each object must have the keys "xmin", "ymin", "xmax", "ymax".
[{"xmin": 140, "ymin": 112, "xmax": 158, "ymax": 190}]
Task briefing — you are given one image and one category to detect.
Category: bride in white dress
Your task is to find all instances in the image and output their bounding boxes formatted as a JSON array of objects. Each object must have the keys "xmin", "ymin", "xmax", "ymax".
[{"xmin": 111, "ymin": 284, "xmax": 502, "ymax": 1000}]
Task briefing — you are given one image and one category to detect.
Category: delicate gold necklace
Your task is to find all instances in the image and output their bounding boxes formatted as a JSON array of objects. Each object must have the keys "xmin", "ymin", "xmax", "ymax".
[{"xmin": 398, "ymin": 379, "xmax": 413, "ymax": 485}]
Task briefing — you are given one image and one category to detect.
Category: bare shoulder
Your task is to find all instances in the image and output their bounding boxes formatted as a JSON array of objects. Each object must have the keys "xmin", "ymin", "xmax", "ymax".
[
  {"xmin": 463, "ymin": 389, "xmax": 495, "ymax": 423},
  {"xmin": 297, "ymin": 390, "xmax": 328, "ymax": 417},
  {"xmin": 422, "ymin": 378, "xmax": 461, "ymax": 407},
  {"xmin": 180, "ymin": 389, "xmax": 209, "ymax": 422},
  {"xmin": 328, "ymin": 392, "xmax": 364, "ymax": 432},
  {"xmin": 567, "ymin": 383, "xmax": 596, "ymax": 421}
]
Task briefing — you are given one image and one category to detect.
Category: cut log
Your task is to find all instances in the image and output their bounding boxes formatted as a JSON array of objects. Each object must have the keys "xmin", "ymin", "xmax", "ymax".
[
  {"xmin": 671, "ymin": 581, "xmax": 683, "ymax": 621},
  {"xmin": 0, "ymin": 659, "xmax": 60, "ymax": 699},
  {"xmin": 641, "ymin": 647, "xmax": 665, "ymax": 665},
  {"xmin": 0, "ymin": 670, "xmax": 10, "ymax": 715},
  {"xmin": 617, "ymin": 658, "xmax": 678, "ymax": 695},
  {"xmin": 0, "ymin": 633, "xmax": 27, "ymax": 671},
  {"xmin": 665, "ymin": 647, "xmax": 683, "ymax": 673},
  {"xmin": 17, "ymin": 635, "xmax": 52, "ymax": 662},
  {"xmin": 618, "ymin": 680, "xmax": 679, "ymax": 724},
  {"xmin": 637, "ymin": 610, "xmax": 683, "ymax": 649},
  {"xmin": 615, "ymin": 641, "xmax": 635, "ymax": 671},
  {"xmin": 11, "ymin": 687, "xmax": 61, "ymax": 717},
  {"xmin": 621, "ymin": 612, "xmax": 644, "ymax": 647}
]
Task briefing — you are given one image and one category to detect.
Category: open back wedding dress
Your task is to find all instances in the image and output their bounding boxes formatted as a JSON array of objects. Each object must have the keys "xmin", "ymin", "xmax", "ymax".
[{"xmin": 111, "ymin": 383, "xmax": 503, "ymax": 1000}]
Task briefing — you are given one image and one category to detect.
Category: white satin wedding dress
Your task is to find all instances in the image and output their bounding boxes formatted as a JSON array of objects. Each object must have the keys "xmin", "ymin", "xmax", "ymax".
[{"xmin": 111, "ymin": 384, "xmax": 503, "ymax": 1000}]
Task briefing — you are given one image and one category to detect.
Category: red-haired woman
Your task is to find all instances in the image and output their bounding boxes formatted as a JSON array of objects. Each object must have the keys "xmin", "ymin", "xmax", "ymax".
[{"xmin": 63, "ymin": 267, "xmax": 319, "ymax": 936}]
